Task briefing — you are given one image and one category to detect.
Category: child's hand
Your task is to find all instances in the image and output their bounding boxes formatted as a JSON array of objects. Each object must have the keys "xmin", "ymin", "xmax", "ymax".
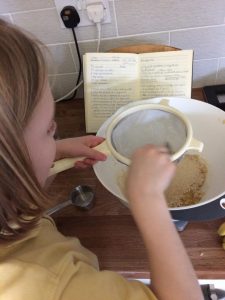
[
  {"xmin": 126, "ymin": 145, "xmax": 176, "ymax": 204},
  {"xmin": 56, "ymin": 135, "xmax": 107, "ymax": 169}
]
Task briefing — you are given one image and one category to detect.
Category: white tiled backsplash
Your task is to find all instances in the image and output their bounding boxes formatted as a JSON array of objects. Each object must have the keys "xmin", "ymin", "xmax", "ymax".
[{"xmin": 1, "ymin": 0, "xmax": 225, "ymax": 99}]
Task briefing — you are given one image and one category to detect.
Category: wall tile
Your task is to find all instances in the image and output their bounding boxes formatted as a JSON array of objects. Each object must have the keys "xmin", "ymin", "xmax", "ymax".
[
  {"xmin": 0, "ymin": 14, "xmax": 12, "ymax": 23},
  {"xmin": 0, "ymin": 0, "xmax": 54, "ymax": 13},
  {"xmin": 170, "ymin": 26, "xmax": 225, "ymax": 60},
  {"xmin": 49, "ymin": 73, "xmax": 80, "ymax": 99},
  {"xmin": 216, "ymin": 58, "xmax": 225, "ymax": 85},
  {"xmin": 115, "ymin": 0, "xmax": 225, "ymax": 36},
  {"xmin": 192, "ymin": 59, "xmax": 218, "ymax": 88},
  {"xmin": 13, "ymin": 8, "xmax": 73, "ymax": 44},
  {"xmin": 47, "ymin": 44, "xmax": 76, "ymax": 74}
]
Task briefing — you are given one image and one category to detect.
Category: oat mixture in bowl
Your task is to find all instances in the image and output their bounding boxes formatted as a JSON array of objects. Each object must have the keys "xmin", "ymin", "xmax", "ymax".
[{"xmin": 117, "ymin": 154, "xmax": 208, "ymax": 208}]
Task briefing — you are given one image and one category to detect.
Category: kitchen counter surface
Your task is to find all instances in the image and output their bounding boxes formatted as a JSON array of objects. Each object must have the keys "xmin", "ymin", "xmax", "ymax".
[{"xmin": 48, "ymin": 89, "xmax": 225, "ymax": 279}]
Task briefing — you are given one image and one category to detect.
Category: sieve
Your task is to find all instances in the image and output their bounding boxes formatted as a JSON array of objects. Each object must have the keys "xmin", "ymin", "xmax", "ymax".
[{"xmin": 49, "ymin": 99, "xmax": 203, "ymax": 176}]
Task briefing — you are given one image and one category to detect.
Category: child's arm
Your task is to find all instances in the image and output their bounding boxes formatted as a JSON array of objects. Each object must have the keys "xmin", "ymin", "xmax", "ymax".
[
  {"xmin": 126, "ymin": 145, "xmax": 203, "ymax": 300},
  {"xmin": 55, "ymin": 135, "xmax": 107, "ymax": 168}
]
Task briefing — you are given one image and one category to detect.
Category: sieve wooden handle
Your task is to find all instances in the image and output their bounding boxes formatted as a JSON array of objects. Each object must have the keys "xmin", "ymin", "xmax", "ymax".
[{"xmin": 49, "ymin": 140, "xmax": 110, "ymax": 177}]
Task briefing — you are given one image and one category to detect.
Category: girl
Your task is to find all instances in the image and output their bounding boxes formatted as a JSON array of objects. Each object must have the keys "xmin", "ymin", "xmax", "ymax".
[{"xmin": 0, "ymin": 20, "xmax": 203, "ymax": 300}]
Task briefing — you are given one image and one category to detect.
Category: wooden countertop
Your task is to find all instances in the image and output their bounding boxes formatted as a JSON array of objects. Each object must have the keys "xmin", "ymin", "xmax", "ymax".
[{"xmin": 48, "ymin": 89, "xmax": 225, "ymax": 279}]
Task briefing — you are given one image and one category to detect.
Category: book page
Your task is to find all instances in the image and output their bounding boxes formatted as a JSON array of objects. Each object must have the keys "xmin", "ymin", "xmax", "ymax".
[
  {"xmin": 84, "ymin": 53, "xmax": 139, "ymax": 132},
  {"xmin": 139, "ymin": 50, "xmax": 193, "ymax": 99}
]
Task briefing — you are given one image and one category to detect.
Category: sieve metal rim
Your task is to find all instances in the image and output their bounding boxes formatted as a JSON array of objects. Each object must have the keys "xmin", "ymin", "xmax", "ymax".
[{"xmin": 105, "ymin": 103, "xmax": 193, "ymax": 165}]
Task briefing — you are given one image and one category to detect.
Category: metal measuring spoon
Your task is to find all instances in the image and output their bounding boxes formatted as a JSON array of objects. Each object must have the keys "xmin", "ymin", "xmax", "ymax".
[{"xmin": 46, "ymin": 185, "xmax": 95, "ymax": 216}]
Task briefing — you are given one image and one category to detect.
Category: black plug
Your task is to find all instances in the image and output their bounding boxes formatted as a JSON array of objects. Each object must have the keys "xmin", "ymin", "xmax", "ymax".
[{"xmin": 60, "ymin": 6, "xmax": 80, "ymax": 28}]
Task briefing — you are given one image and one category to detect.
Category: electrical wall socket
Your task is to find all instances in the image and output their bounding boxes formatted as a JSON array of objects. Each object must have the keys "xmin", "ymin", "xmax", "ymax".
[{"xmin": 54, "ymin": 0, "xmax": 111, "ymax": 28}]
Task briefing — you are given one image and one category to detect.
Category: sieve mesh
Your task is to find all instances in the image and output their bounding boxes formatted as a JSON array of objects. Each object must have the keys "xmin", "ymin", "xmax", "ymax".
[{"xmin": 111, "ymin": 109, "xmax": 187, "ymax": 159}]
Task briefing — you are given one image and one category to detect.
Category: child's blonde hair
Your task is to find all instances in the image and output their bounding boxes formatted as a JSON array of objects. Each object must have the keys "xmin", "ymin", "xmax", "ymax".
[{"xmin": 0, "ymin": 19, "xmax": 51, "ymax": 243}]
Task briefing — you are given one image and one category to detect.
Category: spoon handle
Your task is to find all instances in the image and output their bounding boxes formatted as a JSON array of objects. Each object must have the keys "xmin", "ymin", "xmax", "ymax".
[{"xmin": 46, "ymin": 200, "xmax": 71, "ymax": 216}]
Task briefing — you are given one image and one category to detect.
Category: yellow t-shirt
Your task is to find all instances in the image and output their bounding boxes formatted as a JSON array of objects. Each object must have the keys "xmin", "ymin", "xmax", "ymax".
[{"xmin": 0, "ymin": 216, "xmax": 157, "ymax": 300}]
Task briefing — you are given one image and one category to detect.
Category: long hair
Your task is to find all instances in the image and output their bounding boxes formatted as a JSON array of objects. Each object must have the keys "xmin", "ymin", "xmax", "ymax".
[{"xmin": 0, "ymin": 19, "xmax": 52, "ymax": 243}]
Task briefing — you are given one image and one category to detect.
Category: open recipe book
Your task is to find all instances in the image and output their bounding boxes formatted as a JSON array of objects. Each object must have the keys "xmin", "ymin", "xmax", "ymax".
[{"xmin": 83, "ymin": 50, "xmax": 193, "ymax": 132}]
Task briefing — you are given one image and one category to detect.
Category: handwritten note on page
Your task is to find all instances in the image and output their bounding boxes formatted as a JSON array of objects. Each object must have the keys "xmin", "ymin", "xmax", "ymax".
[
  {"xmin": 83, "ymin": 50, "xmax": 193, "ymax": 132},
  {"xmin": 139, "ymin": 50, "xmax": 193, "ymax": 99},
  {"xmin": 84, "ymin": 53, "xmax": 139, "ymax": 132}
]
